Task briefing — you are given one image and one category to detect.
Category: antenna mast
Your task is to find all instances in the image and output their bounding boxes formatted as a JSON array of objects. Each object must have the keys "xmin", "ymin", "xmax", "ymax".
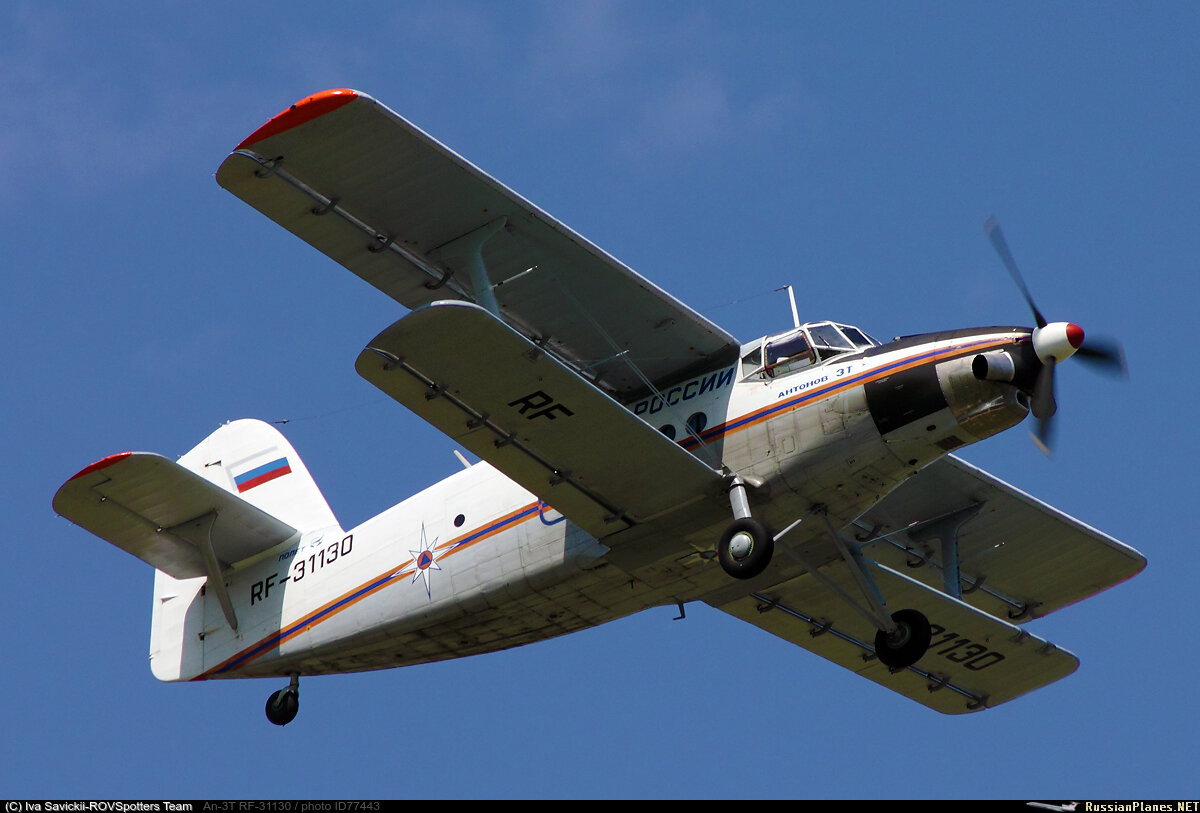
[{"xmin": 776, "ymin": 285, "xmax": 800, "ymax": 329}]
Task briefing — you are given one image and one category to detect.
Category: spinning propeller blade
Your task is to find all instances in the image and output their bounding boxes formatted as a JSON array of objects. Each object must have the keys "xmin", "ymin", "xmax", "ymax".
[
  {"xmin": 983, "ymin": 216, "xmax": 1126, "ymax": 454},
  {"xmin": 984, "ymin": 215, "xmax": 1047, "ymax": 329},
  {"xmin": 1075, "ymin": 338, "xmax": 1128, "ymax": 377}
]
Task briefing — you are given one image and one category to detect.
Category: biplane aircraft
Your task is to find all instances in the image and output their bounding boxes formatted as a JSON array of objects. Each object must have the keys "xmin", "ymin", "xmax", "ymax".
[{"xmin": 53, "ymin": 89, "xmax": 1145, "ymax": 724}]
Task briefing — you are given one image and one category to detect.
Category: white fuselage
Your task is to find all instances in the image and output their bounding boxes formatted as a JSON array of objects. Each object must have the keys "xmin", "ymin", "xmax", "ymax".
[{"xmin": 151, "ymin": 327, "xmax": 1032, "ymax": 682}]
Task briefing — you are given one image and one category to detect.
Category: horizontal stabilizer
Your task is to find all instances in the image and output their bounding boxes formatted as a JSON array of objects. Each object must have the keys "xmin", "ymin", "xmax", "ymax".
[
  {"xmin": 54, "ymin": 452, "xmax": 299, "ymax": 579},
  {"xmin": 355, "ymin": 300, "xmax": 725, "ymax": 538},
  {"xmin": 714, "ymin": 559, "xmax": 1079, "ymax": 714}
]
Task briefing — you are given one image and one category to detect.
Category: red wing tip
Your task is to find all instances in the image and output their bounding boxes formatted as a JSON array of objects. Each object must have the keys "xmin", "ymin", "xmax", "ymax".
[
  {"xmin": 68, "ymin": 452, "xmax": 133, "ymax": 481},
  {"xmin": 236, "ymin": 88, "xmax": 362, "ymax": 150}
]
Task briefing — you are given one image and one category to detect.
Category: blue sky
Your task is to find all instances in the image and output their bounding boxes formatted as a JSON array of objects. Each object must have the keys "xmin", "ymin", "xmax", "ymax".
[{"xmin": 5, "ymin": 1, "xmax": 1198, "ymax": 799}]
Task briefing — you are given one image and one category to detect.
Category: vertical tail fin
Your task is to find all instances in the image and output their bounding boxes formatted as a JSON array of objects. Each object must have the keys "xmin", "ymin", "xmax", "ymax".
[
  {"xmin": 150, "ymin": 419, "xmax": 339, "ymax": 681},
  {"xmin": 176, "ymin": 418, "xmax": 340, "ymax": 536}
]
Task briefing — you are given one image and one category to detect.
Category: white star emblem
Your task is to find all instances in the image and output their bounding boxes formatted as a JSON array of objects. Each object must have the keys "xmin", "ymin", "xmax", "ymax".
[{"xmin": 408, "ymin": 523, "xmax": 441, "ymax": 598}]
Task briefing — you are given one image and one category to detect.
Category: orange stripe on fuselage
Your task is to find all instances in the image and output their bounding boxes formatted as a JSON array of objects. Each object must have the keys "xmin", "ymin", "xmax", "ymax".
[
  {"xmin": 681, "ymin": 336, "xmax": 1014, "ymax": 451},
  {"xmin": 194, "ymin": 501, "xmax": 541, "ymax": 679},
  {"xmin": 196, "ymin": 335, "xmax": 1019, "ymax": 678}
]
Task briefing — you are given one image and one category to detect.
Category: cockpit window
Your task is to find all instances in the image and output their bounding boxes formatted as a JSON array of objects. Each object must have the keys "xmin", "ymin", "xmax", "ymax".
[
  {"xmin": 808, "ymin": 324, "xmax": 855, "ymax": 360},
  {"xmin": 742, "ymin": 321, "xmax": 877, "ymax": 380},
  {"xmin": 766, "ymin": 333, "xmax": 812, "ymax": 366},
  {"xmin": 840, "ymin": 326, "xmax": 875, "ymax": 349},
  {"xmin": 763, "ymin": 332, "xmax": 814, "ymax": 377}
]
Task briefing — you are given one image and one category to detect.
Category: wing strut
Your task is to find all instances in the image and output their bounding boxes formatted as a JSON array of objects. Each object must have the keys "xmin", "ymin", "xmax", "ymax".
[
  {"xmin": 771, "ymin": 509, "xmax": 895, "ymax": 634},
  {"xmin": 822, "ymin": 512, "xmax": 898, "ymax": 634},
  {"xmin": 548, "ymin": 276, "xmax": 721, "ymax": 463},
  {"xmin": 429, "ymin": 217, "xmax": 508, "ymax": 317},
  {"xmin": 904, "ymin": 502, "xmax": 984, "ymax": 600}
]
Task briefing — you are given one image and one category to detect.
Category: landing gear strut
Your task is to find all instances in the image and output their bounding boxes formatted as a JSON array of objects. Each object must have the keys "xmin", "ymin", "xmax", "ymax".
[
  {"xmin": 717, "ymin": 477, "xmax": 773, "ymax": 580},
  {"xmin": 265, "ymin": 674, "xmax": 300, "ymax": 726},
  {"xmin": 772, "ymin": 506, "xmax": 933, "ymax": 670}
]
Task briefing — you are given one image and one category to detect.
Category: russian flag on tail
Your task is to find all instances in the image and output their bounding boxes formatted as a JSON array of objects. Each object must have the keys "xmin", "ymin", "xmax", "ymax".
[{"xmin": 234, "ymin": 457, "xmax": 292, "ymax": 493}]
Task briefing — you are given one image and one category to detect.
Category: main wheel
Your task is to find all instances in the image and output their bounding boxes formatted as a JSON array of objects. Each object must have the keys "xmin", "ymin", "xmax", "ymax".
[
  {"xmin": 265, "ymin": 687, "xmax": 299, "ymax": 726},
  {"xmin": 873, "ymin": 608, "xmax": 932, "ymax": 669},
  {"xmin": 717, "ymin": 517, "xmax": 774, "ymax": 580}
]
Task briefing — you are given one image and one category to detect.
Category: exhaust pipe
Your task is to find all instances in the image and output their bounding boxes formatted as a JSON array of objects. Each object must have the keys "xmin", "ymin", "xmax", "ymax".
[{"xmin": 972, "ymin": 350, "xmax": 1017, "ymax": 383}]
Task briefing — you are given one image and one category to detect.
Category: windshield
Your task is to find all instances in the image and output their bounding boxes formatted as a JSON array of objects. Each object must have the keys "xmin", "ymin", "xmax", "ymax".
[
  {"xmin": 808, "ymin": 324, "xmax": 854, "ymax": 360},
  {"xmin": 741, "ymin": 322, "xmax": 877, "ymax": 379}
]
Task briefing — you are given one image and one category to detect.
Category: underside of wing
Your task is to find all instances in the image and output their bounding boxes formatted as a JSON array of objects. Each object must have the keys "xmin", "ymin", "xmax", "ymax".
[
  {"xmin": 216, "ymin": 89, "xmax": 739, "ymax": 398},
  {"xmin": 53, "ymin": 452, "xmax": 298, "ymax": 579},
  {"xmin": 712, "ymin": 559, "xmax": 1079, "ymax": 714},
  {"xmin": 355, "ymin": 300, "xmax": 725, "ymax": 539},
  {"xmin": 854, "ymin": 455, "xmax": 1146, "ymax": 621}
]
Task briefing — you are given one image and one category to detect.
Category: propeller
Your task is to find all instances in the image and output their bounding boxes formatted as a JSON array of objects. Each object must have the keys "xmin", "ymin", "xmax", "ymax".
[{"xmin": 983, "ymin": 216, "xmax": 1127, "ymax": 454}]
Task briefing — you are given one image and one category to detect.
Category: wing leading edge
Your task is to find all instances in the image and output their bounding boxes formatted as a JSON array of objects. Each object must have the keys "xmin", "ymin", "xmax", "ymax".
[{"xmin": 216, "ymin": 88, "xmax": 740, "ymax": 398}]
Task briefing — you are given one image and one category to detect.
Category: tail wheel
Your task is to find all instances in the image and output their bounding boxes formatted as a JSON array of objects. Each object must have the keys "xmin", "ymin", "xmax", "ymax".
[
  {"xmin": 873, "ymin": 609, "xmax": 932, "ymax": 669},
  {"xmin": 265, "ymin": 687, "xmax": 299, "ymax": 726},
  {"xmin": 717, "ymin": 517, "xmax": 774, "ymax": 580}
]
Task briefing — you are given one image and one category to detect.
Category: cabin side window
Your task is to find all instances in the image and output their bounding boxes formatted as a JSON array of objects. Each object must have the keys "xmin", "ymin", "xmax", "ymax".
[{"xmin": 740, "ymin": 345, "xmax": 764, "ymax": 378}]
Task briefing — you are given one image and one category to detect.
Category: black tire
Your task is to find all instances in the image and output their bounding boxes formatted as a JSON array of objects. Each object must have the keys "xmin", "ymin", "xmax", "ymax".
[
  {"xmin": 717, "ymin": 517, "xmax": 774, "ymax": 580},
  {"xmin": 265, "ymin": 687, "xmax": 299, "ymax": 726},
  {"xmin": 874, "ymin": 609, "xmax": 932, "ymax": 669}
]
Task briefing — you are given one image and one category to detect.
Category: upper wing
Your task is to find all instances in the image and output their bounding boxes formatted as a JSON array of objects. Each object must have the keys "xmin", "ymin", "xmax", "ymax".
[
  {"xmin": 356, "ymin": 301, "xmax": 725, "ymax": 539},
  {"xmin": 215, "ymin": 89, "xmax": 740, "ymax": 398},
  {"xmin": 853, "ymin": 455, "xmax": 1146, "ymax": 621}
]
